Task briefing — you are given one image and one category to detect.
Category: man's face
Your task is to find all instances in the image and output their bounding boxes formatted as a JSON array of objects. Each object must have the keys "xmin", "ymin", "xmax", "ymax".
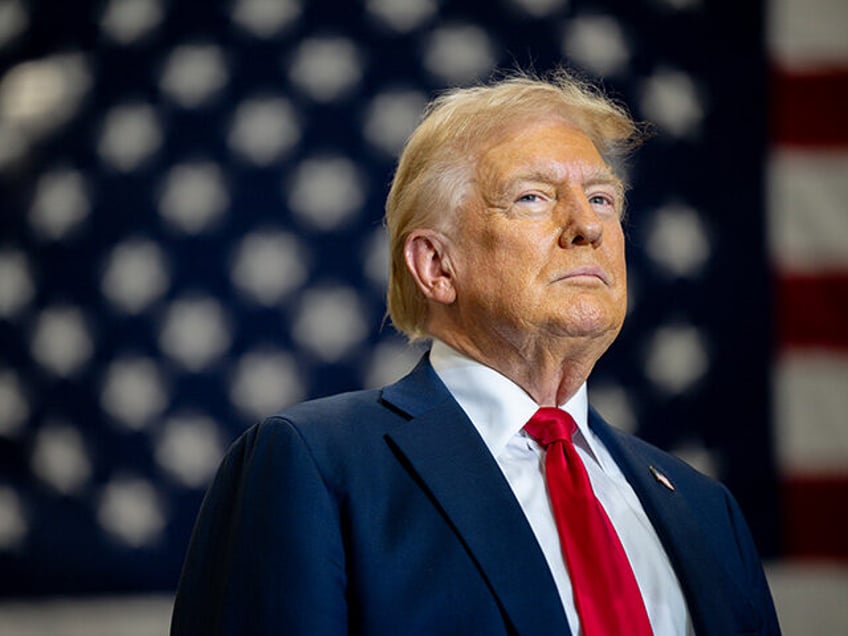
[{"xmin": 447, "ymin": 119, "xmax": 628, "ymax": 353}]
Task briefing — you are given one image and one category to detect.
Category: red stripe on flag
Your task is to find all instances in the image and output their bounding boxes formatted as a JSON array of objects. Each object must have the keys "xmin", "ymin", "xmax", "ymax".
[
  {"xmin": 776, "ymin": 272, "xmax": 848, "ymax": 350},
  {"xmin": 782, "ymin": 475, "xmax": 848, "ymax": 560},
  {"xmin": 771, "ymin": 67, "xmax": 848, "ymax": 147}
]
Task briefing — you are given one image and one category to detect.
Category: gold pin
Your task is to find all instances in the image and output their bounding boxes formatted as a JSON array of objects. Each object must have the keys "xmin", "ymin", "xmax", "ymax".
[{"xmin": 649, "ymin": 465, "xmax": 675, "ymax": 491}]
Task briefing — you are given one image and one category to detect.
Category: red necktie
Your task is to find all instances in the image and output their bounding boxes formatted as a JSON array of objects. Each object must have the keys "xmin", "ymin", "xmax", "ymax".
[{"xmin": 524, "ymin": 407, "xmax": 653, "ymax": 636}]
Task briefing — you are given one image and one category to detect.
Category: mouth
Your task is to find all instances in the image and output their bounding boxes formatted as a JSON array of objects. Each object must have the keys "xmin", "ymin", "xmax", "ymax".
[{"xmin": 553, "ymin": 266, "xmax": 611, "ymax": 285}]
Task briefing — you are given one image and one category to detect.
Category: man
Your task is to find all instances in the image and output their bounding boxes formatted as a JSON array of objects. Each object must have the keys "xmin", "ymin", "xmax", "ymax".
[{"xmin": 171, "ymin": 70, "xmax": 780, "ymax": 635}]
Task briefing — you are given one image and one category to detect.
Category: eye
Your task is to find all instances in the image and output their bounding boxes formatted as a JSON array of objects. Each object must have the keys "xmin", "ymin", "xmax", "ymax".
[
  {"xmin": 509, "ymin": 191, "xmax": 553, "ymax": 217},
  {"xmin": 517, "ymin": 193, "xmax": 544, "ymax": 203},
  {"xmin": 588, "ymin": 191, "xmax": 622, "ymax": 216},
  {"xmin": 588, "ymin": 194, "xmax": 613, "ymax": 206}
]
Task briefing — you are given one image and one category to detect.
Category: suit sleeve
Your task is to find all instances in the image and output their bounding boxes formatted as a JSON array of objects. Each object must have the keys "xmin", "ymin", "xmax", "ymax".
[{"xmin": 170, "ymin": 416, "xmax": 348, "ymax": 635}]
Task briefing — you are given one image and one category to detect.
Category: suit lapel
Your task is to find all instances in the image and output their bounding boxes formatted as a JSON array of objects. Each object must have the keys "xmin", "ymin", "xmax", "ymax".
[
  {"xmin": 381, "ymin": 356, "xmax": 571, "ymax": 636},
  {"xmin": 588, "ymin": 409, "xmax": 759, "ymax": 635},
  {"xmin": 380, "ymin": 358, "xmax": 761, "ymax": 634}
]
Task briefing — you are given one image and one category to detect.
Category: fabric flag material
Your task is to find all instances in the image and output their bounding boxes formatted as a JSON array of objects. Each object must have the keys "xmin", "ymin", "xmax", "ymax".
[{"xmin": 768, "ymin": 0, "xmax": 848, "ymax": 561}]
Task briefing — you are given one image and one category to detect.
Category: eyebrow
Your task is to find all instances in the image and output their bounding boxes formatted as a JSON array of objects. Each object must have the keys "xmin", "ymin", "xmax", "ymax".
[{"xmin": 506, "ymin": 163, "xmax": 623, "ymax": 193}]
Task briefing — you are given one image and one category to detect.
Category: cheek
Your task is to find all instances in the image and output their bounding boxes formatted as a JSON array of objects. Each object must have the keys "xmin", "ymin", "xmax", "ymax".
[
  {"xmin": 603, "ymin": 226, "xmax": 628, "ymax": 310},
  {"xmin": 606, "ymin": 226, "xmax": 627, "ymax": 273}
]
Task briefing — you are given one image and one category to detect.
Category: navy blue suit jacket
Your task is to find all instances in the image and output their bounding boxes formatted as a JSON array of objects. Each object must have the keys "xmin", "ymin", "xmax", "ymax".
[{"xmin": 171, "ymin": 355, "xmax": 780, "ymax": 635}]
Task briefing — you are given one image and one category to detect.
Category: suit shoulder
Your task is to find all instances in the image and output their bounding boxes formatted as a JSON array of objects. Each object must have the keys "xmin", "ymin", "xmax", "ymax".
[
  {"xmin": 238, "ymin": 387, "xmax": 399, "ymax": 464},
  {"xmin": 606, "ymin": 424, "xmax": 730, "ymax": 496},
  {"xmin": 267, "ymin": 387, "xmax": 386, "ymax": 430}
]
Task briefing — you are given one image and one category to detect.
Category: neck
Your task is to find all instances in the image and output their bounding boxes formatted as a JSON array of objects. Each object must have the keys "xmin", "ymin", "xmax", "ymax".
[{"xmin": 434, "ymin": 328, "xmax": 608, "ymax": 406}]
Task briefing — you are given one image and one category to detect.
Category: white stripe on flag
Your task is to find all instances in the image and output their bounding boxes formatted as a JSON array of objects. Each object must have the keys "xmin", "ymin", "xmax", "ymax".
[
  {"xmin": 768, "ymin": 150, "xmax": 848, "ymax": 272},
  {"xmin": 775, "ymin": 351, "xmax": 848, "ymax": 474},
  {"xmin": 768, "ymin": 0, "xmax": 848, "ymax": 69}
]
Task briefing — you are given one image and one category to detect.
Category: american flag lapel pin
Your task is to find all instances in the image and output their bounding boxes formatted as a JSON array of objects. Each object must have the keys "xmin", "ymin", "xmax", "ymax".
[{"xmin": 649, "ymin": 465, "xmax": 675, "ymax": 491}]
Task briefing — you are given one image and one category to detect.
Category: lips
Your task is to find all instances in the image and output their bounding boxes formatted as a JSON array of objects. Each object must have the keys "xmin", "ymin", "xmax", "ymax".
[{"xmin": 554, "ymin": 266, "xmax": 611, "ymax": 285}]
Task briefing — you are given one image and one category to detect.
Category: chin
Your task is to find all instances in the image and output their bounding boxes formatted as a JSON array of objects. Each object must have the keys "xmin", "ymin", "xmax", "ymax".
[
  {"xmin": 561, "ymin": 323, "xmax": 619, "ymax": 342},
  {"xmin": 554, "ymin": 299, "xmax": 623, "ymax": 335}
]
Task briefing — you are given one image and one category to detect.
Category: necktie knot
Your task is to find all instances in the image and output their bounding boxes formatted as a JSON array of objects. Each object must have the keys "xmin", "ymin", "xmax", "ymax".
[{"xmin": 524, "ymin": 407, "xmax": 577, "ymax": 447}]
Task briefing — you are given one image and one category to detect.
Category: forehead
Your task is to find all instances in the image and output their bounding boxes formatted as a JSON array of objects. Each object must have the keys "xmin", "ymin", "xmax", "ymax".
[{"xmin": 474, "ymin": 119, "xmax": 614, "ymax": 185}]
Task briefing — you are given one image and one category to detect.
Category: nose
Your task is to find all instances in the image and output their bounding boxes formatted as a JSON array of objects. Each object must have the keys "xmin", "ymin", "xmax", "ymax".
[{"xmin": 557, "ymin": 195, "xmax": 603, "ymax": 248}]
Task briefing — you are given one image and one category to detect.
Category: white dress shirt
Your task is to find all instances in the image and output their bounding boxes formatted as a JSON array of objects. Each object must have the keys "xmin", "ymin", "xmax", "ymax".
[{"xmin": 429, "ymin": 340, "xmax": 694, "ymax": 636}]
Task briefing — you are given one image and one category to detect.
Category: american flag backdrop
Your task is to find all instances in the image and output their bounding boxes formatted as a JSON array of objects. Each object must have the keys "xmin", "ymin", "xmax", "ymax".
[
  {"xmin": 768, "ymin": 0, "xmax": 848, "ymax": 567},
  {"xmin": 0, "ymin": 0, "xmax": 845, "ymax": 628}
]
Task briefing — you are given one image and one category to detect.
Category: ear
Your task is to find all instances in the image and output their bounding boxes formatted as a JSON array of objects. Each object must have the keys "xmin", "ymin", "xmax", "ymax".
[{"xmin": 403, "ymin": 229, "xmax": 457, "ymax": 305}]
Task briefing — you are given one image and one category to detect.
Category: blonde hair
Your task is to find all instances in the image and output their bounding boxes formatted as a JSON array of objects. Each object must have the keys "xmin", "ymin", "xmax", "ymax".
[{"xmin": 385, "ymin": 68, "xmax": 644, "ymax": 341}]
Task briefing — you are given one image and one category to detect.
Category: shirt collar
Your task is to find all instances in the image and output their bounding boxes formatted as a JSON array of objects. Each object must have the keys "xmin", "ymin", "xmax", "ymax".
[{"xmin": 429, "ymin": 339, "xmax": 600, "ymax": 463}]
